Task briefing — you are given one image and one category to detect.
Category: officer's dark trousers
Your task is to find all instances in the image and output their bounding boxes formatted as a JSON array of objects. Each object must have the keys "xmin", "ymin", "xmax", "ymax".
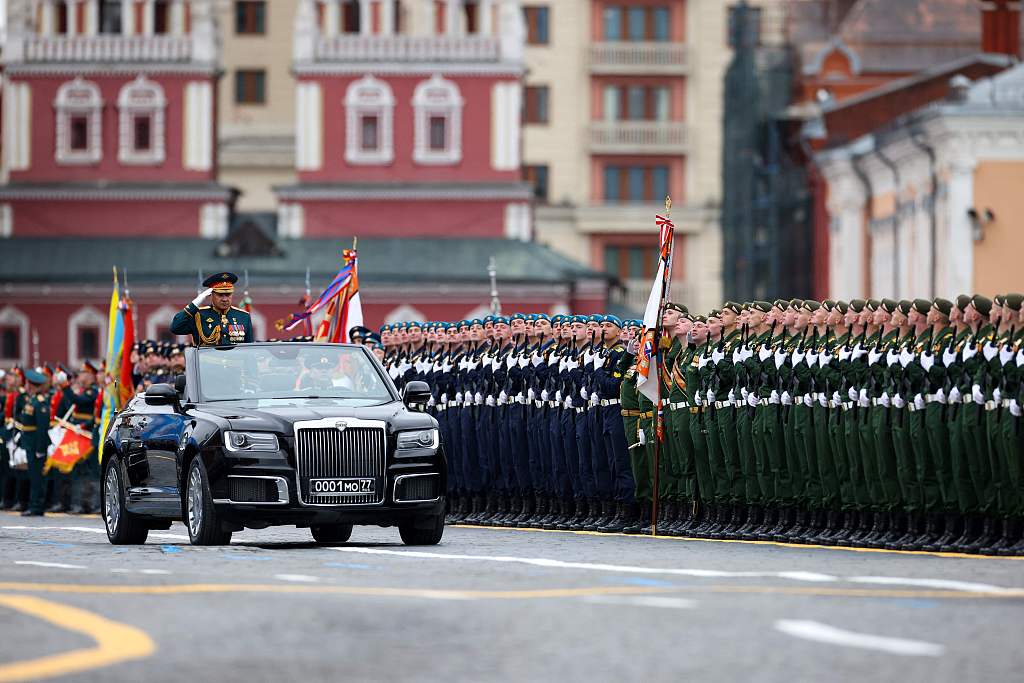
[
  {"xmin": 602, "ymin": 406, "xmax": 635, "ymax": 503},
  {"xmin": 460, "ymin": 406, "xmax": 483, "ymax": 494},
  {"xmin": 575, "ymin": 408, "xmax": 597, "ymax": 500},
  {"xmin": 447, "ymin": 406, "xmax": 466, "ymax": 495},
  {"xmin": 28, "ymin": 451, "xmax": 45, "ymax": 514},
  {"xmin": 588, "ymin": 408, "xmax": 612, "ymax": 499},
  {"xmin": 509, "ymin": 403, "xmax": 532, "ymax": 497},
  {"xmin": 560, "ymin": 409, "xmax": 582, "ymax": 500},
  {"xmin": 549, "ymin": 408, "xmax": 571, "ymax": 499}
]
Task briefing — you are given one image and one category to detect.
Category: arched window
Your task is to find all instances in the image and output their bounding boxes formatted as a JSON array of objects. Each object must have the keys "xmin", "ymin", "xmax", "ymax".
[
  {"xmin": 118, "ymin": 75, "xmax": 167, "ymax": 165},
  {"xmin": 55, "ymin": 77, "xmax": 103, "ymax": 165},
  {"xmin": 345, "ymin": 75, "xmax": 395, "ymax": 165},
  {"xmin": 0, "ymin": 305, "xmax": 29, "ymax": 367},
  {"xmin": 412, "ymin": 74, "xmax": 463, "ymax": 165},
  {"xmin": 67, "ymin": 306, "xmax": 107, "ymax": 368}
]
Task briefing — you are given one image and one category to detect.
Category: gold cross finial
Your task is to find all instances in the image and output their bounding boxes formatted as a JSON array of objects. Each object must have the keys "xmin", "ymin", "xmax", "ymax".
[{"xmin": 665, "ymin": 195, "xmax": 672, "ymax": 214}]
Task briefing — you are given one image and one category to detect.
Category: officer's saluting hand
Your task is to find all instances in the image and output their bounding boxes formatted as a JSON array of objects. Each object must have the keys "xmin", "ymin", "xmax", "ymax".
[{"xmin": 170, "ymin": 272, "xmax": 254, "ymax": 347}]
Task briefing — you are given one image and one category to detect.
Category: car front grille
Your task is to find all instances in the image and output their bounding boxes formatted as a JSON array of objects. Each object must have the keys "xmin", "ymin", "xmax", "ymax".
[
  {"xmin": 295, "ymin": 426, "xmax": 386, "ymax": 505},
  {"xmin": 228, "ymin": 477, "xmax": 279, "ymax": 503}
]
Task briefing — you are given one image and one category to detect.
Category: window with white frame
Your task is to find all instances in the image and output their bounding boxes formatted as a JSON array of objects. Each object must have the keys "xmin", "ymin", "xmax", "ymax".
[
  {"xmin": 55, "ymin": 78, "xmax": 103, "ymax": 165},
  {"xmin": 118, "ymin": 76, "xmax": 167, "ymax": 165},
  {"xmin": 67, "ymin": 306, "xmax": 107, "ymax": 368},
  {"xmin": 412, "ymin": 75, "xmax": 463, "ymax": 165},
  {"xmin": 345, "ymin": 76, "xmax": 395, "ymax": 165},
  {"xmin": 0, "ymin": 305, "xmax": 30, "ymax": 366}
]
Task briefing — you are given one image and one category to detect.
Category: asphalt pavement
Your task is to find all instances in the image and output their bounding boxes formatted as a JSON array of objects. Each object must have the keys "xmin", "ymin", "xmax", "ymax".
[{"xmin": 2, "ymin": 511, "xmax": 1024, "ymax": 682}]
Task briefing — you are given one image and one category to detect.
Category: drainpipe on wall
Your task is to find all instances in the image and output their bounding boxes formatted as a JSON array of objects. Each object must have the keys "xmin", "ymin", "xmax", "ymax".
[
  {"xmin": 850, "ymin": 152, "xmax": 874, "ymax": 299},
  {"xmin": 874, "ymin": 140, "xmax": 901, "ymax": 297},
  {"xmin": 909, "ymin": 129, "xmax": 938, "ymax": 298}
]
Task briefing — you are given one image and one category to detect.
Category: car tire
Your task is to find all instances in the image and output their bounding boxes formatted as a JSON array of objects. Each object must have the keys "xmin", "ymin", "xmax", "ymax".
[
  {"xmin": 310, "ymin": 524, "xmax": 353, "ymax": 544},
  {"xmin": 102, "ymin": 455, "xmax": 149, "ymax": 545},
  {"xmin": 399, "ymin": 513, "xmax": 445, "ymax": 546},
  {"xmin": 185, "ymin": 458, "xmax": 232, "ymax": 546}
]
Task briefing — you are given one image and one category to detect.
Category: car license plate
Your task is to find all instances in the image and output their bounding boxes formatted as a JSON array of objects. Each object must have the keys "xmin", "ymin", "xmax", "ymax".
[{"xmin": 308, "ymin": 478, "xmax": 375, "ymax": 496}]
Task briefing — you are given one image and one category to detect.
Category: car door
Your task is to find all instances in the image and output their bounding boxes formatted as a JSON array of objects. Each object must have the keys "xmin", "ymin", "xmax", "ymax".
[{"xmin": 136, "ymin": 406, "xmax": 188, "ymax": 515}]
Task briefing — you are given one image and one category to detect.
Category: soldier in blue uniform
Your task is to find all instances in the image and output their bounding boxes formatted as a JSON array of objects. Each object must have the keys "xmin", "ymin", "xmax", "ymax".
[
  {"xmin": 170, "ymin": 272, "xmax": 254, "ymax": 346},
  {"xmin": 15, "ymin": 369, "xmax": 51, "ymax": 517}
]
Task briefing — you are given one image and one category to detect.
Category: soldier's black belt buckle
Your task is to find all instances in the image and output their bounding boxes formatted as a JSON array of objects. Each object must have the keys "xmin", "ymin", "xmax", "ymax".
[{"xmin": 309, "ymin": 478, "xmax": 375, "ymax": 496}]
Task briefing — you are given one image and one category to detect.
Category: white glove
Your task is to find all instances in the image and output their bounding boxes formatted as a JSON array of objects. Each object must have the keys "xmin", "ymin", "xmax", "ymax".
[
  {"xmin": 943, "ymin": 347, "xmax": 958, "ymax": 367},
  {"xmin": 1011, "ymin": 400, "xmax": 1022, "ymax": 417},
  {"xmin": 491, "ymin": 357, "xmax": 502, "ymax": 371},
  {"xmin": 580, "ymin": 386, "xmax": 589, "ymax": 399},
  {"xmin": 474, "ymin": 392, "xmax": 483, "ymax": 405},
  {"xmin": 914, "ymin": 393, "xmax": 925, "ymax": 410},
  {"xmin": 555, "ymin": 390, "xmax": 562, "ymax": 403},
  {"xmin": 972, "ymin": 384, "xmax": 984, "ymax": 405},
  {"xmin": 848, "ymin": 387, "xmax": 858, "ymax": 402},
  {"xmin": 935, "ymin": 388, "xmax": 946, "ymax": 405},
  {"xmin": 531, "ymin": 352, "xmax": 543, "ymax": 367},
  {"xmin": 697, "ymin": 354, "xmax": 710, "ymax": 370},
  {"xmin": 706, "ymin": 390, "xmax": 715, "ymax": 403},
  {"xmin": 455, "ymin": 391, "xmax": 463, "ymax": 404},
  {"xmin": 541, "ymin": 389, "xmax": 549, "ymax": 401},
  {"xmin": 498, "ymin": 390, "xmax": 508, "ymax": 403},
  {"xmin": 565, "ymin": 359, "xmax": 579, "ymax": 372},
  {"xmin": 747, "ymin": 393, "xmax": 758, "ymax": 407},
  {"xmin": 712, "ymin": 348, "xmax": 725, "ymax": 364},
  {"xmin": 558, "ymin": 358, "xmax": 567, "ymax": 372},
  {"xmin": 879, "ymin": 392, "xmax": 891, "ymax": 408},
  {"xmin": 781, "ymin": 391, "xmax": 792, "ymax": 406},
  {"xmin": 427, "ymin": 396, "xmax": 436, "ymax": 408},
  {"xmin": 563, "ymin": 395, "xmax": 573, "ymax": 409},
  {"xmin": 983, "ymin": 342, "xmax": 999, "ymax": 361},
  {"xmin": 818, "ymin": 393, "xmax": 828, "ymax": 407},
  {"xmin": 518, "ymin": 356, "xmax": 529, "ymax": 369},
  {"xmin": 192, "ymin": 288, "xmax": 212, "ymax": 307},
  {"xmin": 851, "ymin": 346, "xmax": 866, "ymax": 361},
  {"xmin": 993, "ymin": 388, "xmax": 1002, "ymax": 404},
  {"xmin": 832, "ymin": 391, "xmax": 841, "ymax": 406},
  {"xmin": 858, "ymin": 388, "xmax": 869, "ymax": 407},
  {"xmin": 774, "ymin": 350, "xmax": 787, "ymax": 369},
  {"xmin": 820, "ymin": 351, "xmax": 833, "ymax": 366},
  {"xmin": 792, "ymin": 349, "xmax": 805, "ymax": 364},
  {"xmin": 1019, "ymin": 349, "xmax": 1024, "ymax": 367},
  {"xmin": 838, "ymin": 348, "xmax": 852, "ymax": 362},
  {"xmin": 962, "ymin": 345, "xmax": 977, "ymax": 361},
  {"xmin": 759, "ymin": 347, "xmax": 772, "ymax": 362},
  {"xmin": 900, "ymin": 349, "xmax": 915, "ymax": 368},
  {"xmin": 1000, "ymin": 346, "xmax": 1014, "ymax": 366},
  {"xmin": 506, "ymin": 355, "xmax": 516, "ymax": 370},
  {"xmin": 527, "ymin": 388, "xmax": 535, "ymax": 401},
  {"xmin": 589, "ymin": 392, "xmax": 599, "ymax": 405},
  {"xmin": 593, "ymin": 355, "xmax": 604, "ymax": 370},
  {"xmin": 921, "ymin": 353, "xmax": 934, "ymax": 372},
  {"xmin": 948, "ymin": 386, "xmax": 961, "ymax": 404},
  {"xmin": 893, "ymin": 394, "xmax": 905, "ymax": 409},
  {"xmin": 485, "ymin": 395, "xmax": 495, "ymax": 407},
  {"xmin": 740, "ymin": 387, "xmax": 749, "ymax": 400},
  {"xmin": 886, "ymin": 350, "xmax": 899, "ymax": 367},
  {"xmin": 868, "ymin": 349, "xmax": 882, "ymax": 365},
  {"xmin": 727, "ymin": 389, "xmax": 735, "ymax": 403},
  {"xmin": 803, "ymin": 394, "xmax": 813, "ymax": 407}
]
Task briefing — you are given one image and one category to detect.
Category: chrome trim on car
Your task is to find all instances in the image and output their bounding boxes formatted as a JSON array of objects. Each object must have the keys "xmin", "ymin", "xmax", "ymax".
[
  {"xmin": 393, "ymin": 473, "xmax": 442, "ymax": 504},
  {"xmin": 292, "ymin": 418, "xmax": 388, "ymax": 507},
  {"xmin": 213, "ymin": 475, "xmax": 289, "ymax": 505}
]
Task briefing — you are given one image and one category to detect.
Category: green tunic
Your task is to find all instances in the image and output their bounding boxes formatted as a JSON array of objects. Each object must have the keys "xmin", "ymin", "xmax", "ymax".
[{"xmin": 170, "ymin": 304, "xmax": 254, "ymax": 347}]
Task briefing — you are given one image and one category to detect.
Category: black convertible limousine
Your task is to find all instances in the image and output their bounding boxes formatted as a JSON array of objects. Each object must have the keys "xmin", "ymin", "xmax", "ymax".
[{"xmin": 100, "ymin": 343, "xmax": 446, "ymax": 546}]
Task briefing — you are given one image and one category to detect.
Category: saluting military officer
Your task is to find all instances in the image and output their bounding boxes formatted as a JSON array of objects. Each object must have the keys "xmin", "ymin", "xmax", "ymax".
[{"xmin": 170, "ymin": 272, "xmax": 254, "ymax": 346}]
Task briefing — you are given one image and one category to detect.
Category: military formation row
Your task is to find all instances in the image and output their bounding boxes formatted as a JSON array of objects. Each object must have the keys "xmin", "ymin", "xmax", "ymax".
[{"xmin": 380, "ymin": 294, "xmax": 1024, "ymax": 556}]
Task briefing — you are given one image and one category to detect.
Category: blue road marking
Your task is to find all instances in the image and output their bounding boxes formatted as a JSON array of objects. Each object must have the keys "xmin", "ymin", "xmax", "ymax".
[
  {"xmin": 324, "ymin": 562, "xmax": 372, "ymax": 570},
  {"xmin": 605, "ymin": 577, "xmax": 676, "ymax": 588},
  {"xmin": 27, "ymin": 540, "xmax": 77, "ymax": 548},
  {"xmin": 160, "ymin": 545, "xmax": 183, "ymax": 554}
]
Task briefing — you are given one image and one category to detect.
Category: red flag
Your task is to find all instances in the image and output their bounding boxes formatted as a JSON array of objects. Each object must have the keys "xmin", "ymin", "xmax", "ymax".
[
  {"xmin": 119, "ymin": 298, "xmax": 135, "ymax": 406},
  {"xmin": 44, "ymin": 423, "xmax": 93, "ymax": 475}
]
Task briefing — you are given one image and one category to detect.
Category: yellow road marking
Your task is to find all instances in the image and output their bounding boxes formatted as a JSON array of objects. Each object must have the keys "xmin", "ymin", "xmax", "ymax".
[
  {"xmin": 452, "ymin": 524, "xmax": 1024, "ymax": 561},
  {"xmin": 0, "ymin": 581, "xmax": 1022, "ymax": 602},
  {"xmin": 0, "ymin": 594, "xmax": 155, "ymax": 683}
]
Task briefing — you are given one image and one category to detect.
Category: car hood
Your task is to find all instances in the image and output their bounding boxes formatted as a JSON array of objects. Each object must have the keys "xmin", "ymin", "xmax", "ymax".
[{"xmin": 193, "ymin": 399, "xmax": 433, "ymax": 434}]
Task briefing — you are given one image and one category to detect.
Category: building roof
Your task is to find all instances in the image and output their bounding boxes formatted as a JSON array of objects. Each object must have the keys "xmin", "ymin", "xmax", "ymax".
[{"xmin": 0, "ymin": 236, "xmax": 609, "ymax": 287}]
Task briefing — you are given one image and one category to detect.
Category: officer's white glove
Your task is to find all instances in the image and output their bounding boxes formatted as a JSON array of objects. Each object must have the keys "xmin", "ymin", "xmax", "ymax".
[
  {"xmin": 706, "ymin": 390, "xmax": 715, "ymax": 403},
  {"xmin": 935, "ymin": 388, "xmax": 946, "ymax": 405},
  {"xmin": 498, "ymin": 390, "xmax": 507, "ymax": 404},
  {"xmin": 921, "ymin": 352, "xmax": 934, "ymax": 372},
  {"xmin": 858, "ymin": 388, "xmax": 869, "ymax": 408},
  {"xmin": 820, "ymin": 351, "xmax": 833, "ymax": 366},
  {"xmin": 745, "ymin": 392, "xmax": 757, "ymax": 408},
  {"xmin": 818, "ymin": 393, "xmax": 828, "ymax": 407},
  {"xmin": 563, "ymin": 395, "xmax": 573, "ymax": 409},
  {"xmin": 590, "ymin": 392, "xmax": 599, "ymax": 405},
  {"xmin": 518, "ymin": 356, "xmax": 529, "ymax": 369},
  {"xmin": 914, "ymin": 393, "xmax": 925, "ymax": 411},
  {"xmin": 474, "ymin": 392, "xmax": 483, "ymax": 405},
  {"xmin": 792, "ymin": 349, "xmax": 805, "ymax": 364},
  {"xmin": 492, "ymin": 357, "xmax": 502, "ymax": 371},
  {"xmin": 943, "ymin": 347, "xmax": 958, "ymax": 367},
  {"xmin": 527, "ymin": 388, "xmax": 535, "ymax": 401},
  {"xmin": 580, "ymin": 386, "xmax": 589, "ymax": 399},
  {"xmin": 1011, "ymin": 399, "xmax": 1022, "ymax": 418},
  {"xmin": 505, "ymin": 355, "xmax": 515, "ymax": 370},
  {"xmin": 1018, "ymin": 349, "xmax": 1024, "ymax": 367},
  {"xmin": 427, "ymin": 396, "xmax": 436, "ymax": 408},
  {"xmin": 769, "ymin": 390, "xmax": 780, "ymax": 405},
  {"xmin": 900, "ymin": 348, "xmax": 915, "ymax": 368},
  {"xmin": 455, "ymin": 391, "xmax": 463, "ymax": 404},
  {"xmin": 554, "ymin": 390, "xmax": 562, "ymax": 403},
  {"xmin": 781, "ymin": 391, "xmax": 792, "ymax": 406},
  {"xmin": 886, "ymin": 350, "xmax": 899, "ymax": 367},
  {"xmin": 712, "ymin": 348, "xmax": 725, "ymax": 365},
  {"xmin": 541, "ymin": 389, "xmax": 549, "ymax": 402},
  {"xmin": 983, "ymin": 342, "xmax": 999, "ymax": 361},
  {"xmin": 993, "ymin": 388, "xmax": 1002, "ymax": 404},
  {"xmin": 832, "ymin": 391, "xmax": 841, "ymax": 406},
  {"xmin": 774, "ymin": 350, "xmax": 787, "ymax": 369},
  {"xmin": 698, "ymin": 354, "xmax": 710, "ymax": 370},
  {"xmin": 484, "ymin": 395, "xmax": 495, "ymax": 407},
  {"xmin": 838, "ymin": 348, "xmax": 852, "ymax": 362},
  {"xmin": 848, "ymin": 387, "xmax": 858, "ymax": 402},
  {"xmin": 593, "ymin": 355, "xmax": 604, "ymax": 370},
  {"xmin": 192, "ymin": 288, "xmax": 212, "ymax": 307},
  {"xmin": 851, "ymin": 346, "xmax": 866, "ymax": 361},
  {"xmin": 879, "ymin": 392, "xmax": 891, "ymax": 408},
  {"xmin": 972, "ymin": 384, "xmax": 984, "ymax": 405},
  {"xmin": 893, "ymin": 394, "xmax": 906, "ymax": 409},
  {"xmin": 439, "ymin": 393, "xmax": 448, "ymax": 405},
  {"xmin": 962, "ymin": 345, "xmax": 977, "ymax": 362},
  {"xmin": 948, "ymin": 386, "xmax": 961, "ymax": 404},
  {"xmin": 727, "ymin": 389, "xmax": 736, "ymax": 404},
  {"xmin": 868, "ymin": 349, "xmax": 882, "ymax": 365},
  {"xmin": 1000, "ymin": 346, "xmax": 1014, "ymax": 366},
  {"xmin": 531, "ymin": 352, "xmax": 543, "ymax": 367},
  {"xmin": 443, "ymin": 363, "xmax": 453, "ymax": 373},
  {"xmin": 558, "ymin": 358, "xmax": 567, "ymax": 372},
  {"xmin": 759, "ymin": 347, "xmax": 772, "ymax": 362}
]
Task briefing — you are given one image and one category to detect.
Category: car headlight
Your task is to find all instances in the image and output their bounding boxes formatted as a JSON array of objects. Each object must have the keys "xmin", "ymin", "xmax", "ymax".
[
  {"xmin": 396, "ymin": 428, "xmax": 439, "ymax": 450},
  {"xmin": 224, "ymin": 431, "xmax": 279, "ymax": 453}
]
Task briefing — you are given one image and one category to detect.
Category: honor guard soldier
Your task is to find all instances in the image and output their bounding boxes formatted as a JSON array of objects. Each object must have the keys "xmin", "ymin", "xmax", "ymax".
[
  {"xmin": 171, "ymin": 272, "xmax": 254, "ymax": 346},
  {"xmin": 16, "ymin": 369, "xmax": 51, "ymax": 517}
]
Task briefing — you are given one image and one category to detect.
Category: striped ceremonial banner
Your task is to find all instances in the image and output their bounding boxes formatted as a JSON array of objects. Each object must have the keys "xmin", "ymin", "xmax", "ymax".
[{"xmin": 635, "ymin": 203, "xmax": 675, "ymax": 407}]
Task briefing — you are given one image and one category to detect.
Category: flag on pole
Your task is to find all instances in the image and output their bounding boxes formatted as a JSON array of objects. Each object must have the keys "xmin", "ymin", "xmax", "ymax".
[
  {"xmin": 97, "ymin": 268, "xmax": 123, "ymax": 464},
  {"xmin": 635, "ymin": 212, "xmax": 675, "ymax": 406},
  {"xmin": 118, "ymin": 296, "xmax": 135, "ymax": 407},
  {"xmin": 45, "ymin": 419, "xmax": 93, "ymax": 475},
  {"xmin": 280, "ymin": 248, "xmax": 361, "ymax": 339},
  {"xmin": 316, "ymin": 247, "xmax": 362, "ymax": 343}
]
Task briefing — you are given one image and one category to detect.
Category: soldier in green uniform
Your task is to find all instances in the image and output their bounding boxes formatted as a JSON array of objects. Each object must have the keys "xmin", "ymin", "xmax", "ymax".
[
  {"xmin": 170, "ymin": 272, "xmax": 254, "ymax": 346},
  {"xmin": 15, "ymin": 370, "xmax": 51, "ymax": 517},
  {"xmin": 63, "ymin": 361, "xmax": 101, "ymax": 514}
]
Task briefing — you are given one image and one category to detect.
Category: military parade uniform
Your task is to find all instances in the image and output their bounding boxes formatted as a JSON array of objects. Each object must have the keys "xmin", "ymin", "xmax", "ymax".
[{"xmin": 170, "ymin": 272, "xmax": 254, "ymax": 347}]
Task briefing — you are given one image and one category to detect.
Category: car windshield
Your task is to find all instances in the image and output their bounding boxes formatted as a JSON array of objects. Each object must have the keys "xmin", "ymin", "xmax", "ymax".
[{"xmin": 195, "ymin": 344, "xmax": 394, "ymax": 403}]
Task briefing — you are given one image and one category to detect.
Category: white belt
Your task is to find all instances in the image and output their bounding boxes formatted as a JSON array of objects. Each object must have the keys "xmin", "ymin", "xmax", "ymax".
[
  {"xmin": 925, "ymin": 394, "xmax": 942, "ymax": 403},
  {"xmin": 600, "ymin": 399, "xmax": 621, "ymax": 407}
]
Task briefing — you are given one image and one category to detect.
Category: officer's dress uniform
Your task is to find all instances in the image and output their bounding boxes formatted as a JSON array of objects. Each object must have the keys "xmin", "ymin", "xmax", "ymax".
[
  {"xmin": 15, "ymin": 388, "xmax": 50, "ymax": 516},
  {"xmin": 171, "ymin": 304, "xmax": 253, "ymax": 347}
]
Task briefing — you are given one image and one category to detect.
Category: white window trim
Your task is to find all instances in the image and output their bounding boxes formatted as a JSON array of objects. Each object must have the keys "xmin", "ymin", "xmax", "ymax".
[
  {"xmin": 67, "ymin": 305, "xmax": 108, "ymax": 368},
  {"xmin": 55, "ymin": 77, "xmax": 103, "ymax": 165},
  {"xmin": 344, "ymin": 75, "xmax": 395, "ymax": 165},
  {"xmin": 412, "ymin": 74, "xmax": 463, "ymax": 166},
  {"xmin": 117, "ymin": 75, "xmax": 167, "ymax": 165},
  {"xmin": 0, "ymin": 305, "xmax": 30, "ymax": 367}
]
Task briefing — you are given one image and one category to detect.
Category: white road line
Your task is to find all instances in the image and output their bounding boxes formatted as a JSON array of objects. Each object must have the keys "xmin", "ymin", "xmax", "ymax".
[
  {"xmin": 583, "ymin": 595, "xmax": 697, "ymax": 609},
  {"xmin": 3, "ymin": 525, "xmax": 189, "ymax": 541},
  {"xmin": 775, "ymin": 619, "xmax": 945, "ymax": 657},
  {"xmin": 111, "ymin": 568, "xmax": 172, "ymax": 575},
  {"xmin": 274, "ymin": 574, "xmax": 320, "ymax": 583},
  {"xmin": 332, "ymin": 548, "xmax": 1024, "ymax": 595},
  {"xmin": 14, "ymin": 561, "xmax": 86, "ymax": 570}
]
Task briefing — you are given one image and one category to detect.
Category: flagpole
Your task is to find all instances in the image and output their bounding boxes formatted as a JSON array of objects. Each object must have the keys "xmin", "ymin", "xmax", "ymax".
[{"xmin": 650, "ymin": 195, "xmax": 673, "ymax": 536}]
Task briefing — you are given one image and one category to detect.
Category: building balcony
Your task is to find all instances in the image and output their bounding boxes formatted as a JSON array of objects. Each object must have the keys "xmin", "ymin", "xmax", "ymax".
[
  {"xmin": 313, "ymin": 34, "xmax": 501, "ymax": 63},
  {"xmin": 589, "ymin": 42, "xmax": 689, "ymax": 75},
  {"xmin": 589, "ymin": 121, "xmax": 689, "ymax": 154},
  {"xmin": 22, "ymin": 35, "xmax": 193, "ymax": 63}
]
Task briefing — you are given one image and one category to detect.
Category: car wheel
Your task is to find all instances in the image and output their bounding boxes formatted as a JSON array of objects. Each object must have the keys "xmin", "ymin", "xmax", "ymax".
[
  {"xmin": 102, "ymin": 455, "xmax": 149, "ymax": 545},
  {"xmin": 310, "ymin": 524, "xmax": 353, "ymax": 544},
  {"xmin": 399, "ymin": 513, "xmax": 445, "ymax": 546},
  {"xmin": 185, "ymin": 458, "xmax": 232, "ymax": 546}
]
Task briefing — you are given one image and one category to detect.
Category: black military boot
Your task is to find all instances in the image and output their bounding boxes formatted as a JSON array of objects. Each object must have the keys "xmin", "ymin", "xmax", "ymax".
[
  {"xmin": 599, "ymin": 503, "xmax": 625, "ymax": 533},
  {"xmin": 995, "ymin": 518, "xmax": 1022, "ymax": 556},
  {"xmin": 946, "ymin": 515, "xmax": 977, "ymax": 553},
  {"xmin": 827, "ymin": 510, "xmax": 852, "ymax": 545},
  {"xmin": 586, "ymin": 500, "xmax": 607, "ymax": 531},
  {"xmin": 796, "ymin": 510, "xmax": 823, "ymax": 545},
  {"xmin": 623, "ymin": 504, "xmax": 649, "ymax": 534},
  {"xmin": 752, "ymin": 505, "xmax": 775, "ymax": 540},
  {"xmin": 972, "ymin": 517, "xmax": 1000, "ymax": 555},
  {"xmin": 935, "ymin": 513, "xmax": 961, "ymax": 550},
  {"xmin": 782, "ymin": 507, "xmax": 807, "ymax": 542},
  {"xmin": 735, "ymin": 505, "xmax": 758, "ymax": 539},
  {"xmin": 612, "ymin": 502, "xmax": 639, "ymax": 533},
  {"xmin": 600, "ymin": 500, "xmax": 619, "ymax": 530},
  {"xmin": 865, "ymin": 512, "xmax": 892, "ymax": 549},
  {"xmin": 526, "ymin": 497, "xmax": 547, "ymax": 528},
  {"xmin": 555, "ymin": 500, "xmax": 576, "ymax": 531},
  {"xmin": 651, "ymin": 502, "xmax": 673, "ymax": 535},
  {"xmin": 723, "ymin": 504, "xmax": 745, "ymax": 539},
  {"xmin": 511, "ymin": 496, "xmax": 534, "ymax": 527},
  {"xmin": 541, "ymin": 499, "xmax": 561, "ymax": 530},
  {"xmin": 570, "ymin": 500, "xmax": 592, "ymax": 531}
]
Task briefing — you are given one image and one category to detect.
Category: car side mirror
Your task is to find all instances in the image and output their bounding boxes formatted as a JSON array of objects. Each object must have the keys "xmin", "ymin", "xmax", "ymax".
[
  {"xmin": 173, "ymin": 374, "xmax": 186, "ymax": 394},
  {"xmin": 402, "ymin": 381, "xmax": 431, "ymax": 407},
  {"xmin": 145, "ymin": 383, "xmax": 178, "ymax": 406}
]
